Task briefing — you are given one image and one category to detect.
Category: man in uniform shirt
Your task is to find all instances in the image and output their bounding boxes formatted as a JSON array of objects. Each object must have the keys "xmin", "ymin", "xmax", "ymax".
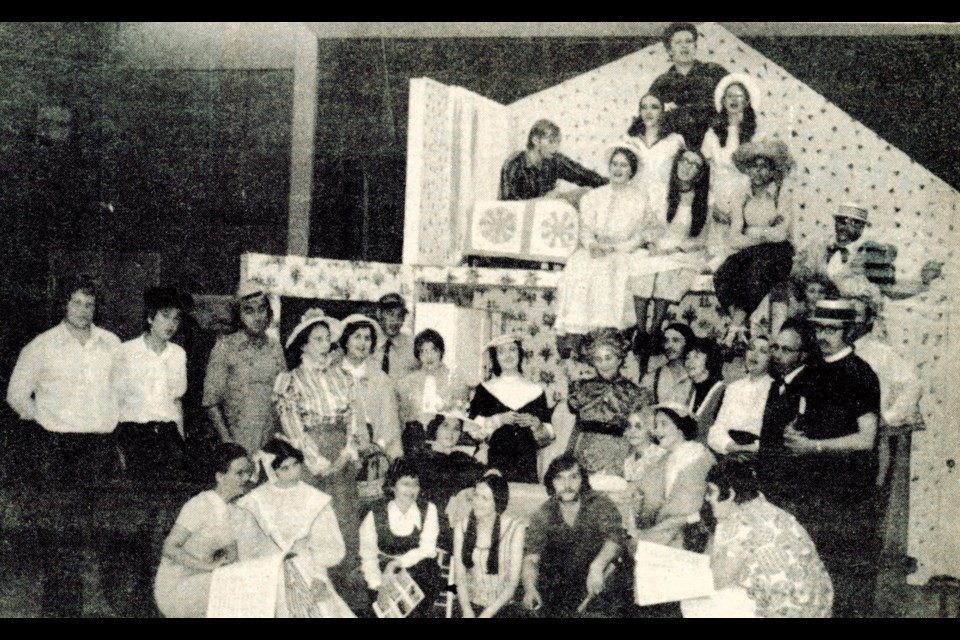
[
  {"xmin": 521, "ymin": 453, "xmax": 629, "ymax": 618},
  {"xmin": 782, "ymin": 299, "xmax": 882, "ymax": 618},
  {"xmin": 372, "ymin": 293, "xmax": 418, "ymax": 380}
]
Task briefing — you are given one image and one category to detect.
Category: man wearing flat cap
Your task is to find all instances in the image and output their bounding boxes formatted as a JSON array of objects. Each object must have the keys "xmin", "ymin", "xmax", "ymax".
[
  {"xmin": 781, "ymin": 298, "xmax": 882, "ymax": 618},
  {"xmin": 372, "ymin": 292, "xmax": 418, "ymax": 381},
  {"xmin": 202, "ymin": 280, "xmax": 285, "ymax": 455}
]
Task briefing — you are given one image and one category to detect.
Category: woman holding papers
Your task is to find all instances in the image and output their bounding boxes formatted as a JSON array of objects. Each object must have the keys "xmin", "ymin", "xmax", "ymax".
[
  {"xmin": 154, "ymin": 443, "xmax": 256, "ymax": 618},
  {"xmin": 238, "ymin": 438, "xmax": 355, "ymax": 617},
  {"xmin": 684, "ymin": 456, "xmax": 833, "ymax": 618}
]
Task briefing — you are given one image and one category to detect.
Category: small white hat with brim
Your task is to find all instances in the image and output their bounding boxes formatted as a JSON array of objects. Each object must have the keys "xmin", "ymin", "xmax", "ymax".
[
  {"xmin": 835, "ymin": 202, "xmax": 870, "ymax": 225},
  {"xmin": 809, "ymin": 299, "xmax": 858, "ymax": 326},
  {"xmin": 340, "ymin": 313, "xmax": 386, "ymax": 345},
  {"xmin": 484, "ymin": 332, "xmax": 524, "ymax": 351},
  {"xmin": 284, "ymin": 309, "xmax": 343, "ymax": 349},
  {"xmin": 236, "ymin": 278, "xmax": 269, "ymax": 301}
]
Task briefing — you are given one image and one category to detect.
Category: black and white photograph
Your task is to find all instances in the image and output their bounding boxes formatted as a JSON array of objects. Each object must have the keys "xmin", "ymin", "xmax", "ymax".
[{"xmin": 0, "ymin": 21, "xmax": 957, "ymax": 618}]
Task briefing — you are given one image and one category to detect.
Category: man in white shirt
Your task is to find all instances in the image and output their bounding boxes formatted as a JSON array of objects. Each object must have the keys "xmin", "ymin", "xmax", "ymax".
[
  {"xmin": 6, "ymin": 275, "xmax": 121, "ymax": 617},
  {"xmin": 372, "ymin": 293, "xmax": 418, "ymax": 381},
  {"xmin": 112, "ymin": 286, "xmax": 188, "ymax": 483}
]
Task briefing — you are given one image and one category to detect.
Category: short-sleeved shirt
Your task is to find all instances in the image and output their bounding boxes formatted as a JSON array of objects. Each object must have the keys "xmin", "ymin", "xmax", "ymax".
[
  {"xmin": 525, "ymin": 490, "xmax": 624, "ymax": 611},
  {"xmin": 798, "ymin": 352, "xmax": 880, "ymax": 441},
  {"xmin": 202, "ymin": 331, "xmax": 285, "ymax": 455},
  {"xmin": 499, "ymin": 151, "xmax": 608, "ymax": 201}
]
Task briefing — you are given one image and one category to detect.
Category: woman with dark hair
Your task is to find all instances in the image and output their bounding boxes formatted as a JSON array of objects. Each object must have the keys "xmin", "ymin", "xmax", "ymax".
[
  {"xmin": 629, "ymin": 148, "xmax": 711, "ymax": 372},
  {"xmin": 358, "ymin": 457, "xmax": 442, "ymax": 617},
  {"xmin": 154, "ymin": 443, "xmax": 255, "ymax": 617},
  {"xmin": 714, "ymin": 140, "xmax": 797, "ymax": 346},
  {"xmin": 337, "ymin": 314, "xmax": 402, "ymax": 461},
  {"xmin": 702, "ymin": 74, "xmax": 759, "ymax": 257},
  {"xmin": 631, "ymin": 404, "xmax": 714, "ymax": 548},
  {"xmin": 682, "ymin": 456, "xmax": 833, "ymax": 618},
  {"xmin": 566, "ymin": 328, "xmax": 650, "ymax": 478},
  {"xmin": 468, "ymin": 334, "xmax": 553, "ymax": 483},
  {"xmin": 626, "ymin": 92, "xmax": 686, "ymax": 218},
  {"xmin": 396, "ymin": 328, "xmax": 469, "ymax": 448},
  {"xmin": 555, "ymin": 144, "xmax": 657, "ymax": 340},
  {"xmin": 238, "ymin": 438, "xmax": 355, "ymax": 617},
  {"xmin": 453, "ymin": 471, "xmax": 527, "ymax": 618},
  {"xmin": 683, "ymin": 337, "xmax": 726, "ymax": 440}
]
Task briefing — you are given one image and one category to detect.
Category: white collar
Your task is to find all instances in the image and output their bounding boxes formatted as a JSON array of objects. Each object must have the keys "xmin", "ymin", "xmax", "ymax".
[
  {"xmin": 482, "ymin": 374, "xmax": 543, "ymax": 411},
  {"xmin": 783, "ymin": 365, "xmax": 805, "ymax": 384},
  {"xmin": 137, "ymin": 334, "xmax": 172, "ymax": 357},
  {"xmin": 388, "ymin": 500, "xmax": 423, "ymax": 526},
  {"xmin": 341, "ymin": 358, "xmax": 368, "ymax": 379},
  {"xmin": 823, "ymin": 346, "xmax": 854, "ymax": 364}
]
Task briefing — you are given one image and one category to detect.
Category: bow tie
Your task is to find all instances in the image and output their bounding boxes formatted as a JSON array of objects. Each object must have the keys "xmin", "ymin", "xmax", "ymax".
[{"xmin": 827, "ymin": 244, "xmax": 850, "ymax": 264}]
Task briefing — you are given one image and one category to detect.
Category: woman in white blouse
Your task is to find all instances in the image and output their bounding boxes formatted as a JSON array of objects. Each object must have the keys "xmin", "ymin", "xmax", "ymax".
[
  {"xmin": 707, "ymin": 335, "xmax": 774, "ymax": 456},
  {"xmin": 453, "ymin": 471, "xmax": 527, "ymax": 618},
  {"xmin": 358, "ymin": 457, "xmax": 442, "ymax": 617},
  {"xmin": 112, "ymin": 286, "xmax": 188, "ymax": 482}
]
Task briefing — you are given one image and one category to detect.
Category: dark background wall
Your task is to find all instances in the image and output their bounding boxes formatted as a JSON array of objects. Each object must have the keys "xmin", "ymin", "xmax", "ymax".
[{"xmin": 1, "ymin": 25, "xmax": 958, "ymax": 379}]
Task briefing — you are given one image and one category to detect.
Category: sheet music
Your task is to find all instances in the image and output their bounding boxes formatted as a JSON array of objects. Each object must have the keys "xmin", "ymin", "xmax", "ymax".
[
  {"xmin": 206, "ymin": 553, "xmax": 285, "ymax": 618},
  {"xmin": 633, "ymin": 540, "xmax": 715, "ymax": 606}
]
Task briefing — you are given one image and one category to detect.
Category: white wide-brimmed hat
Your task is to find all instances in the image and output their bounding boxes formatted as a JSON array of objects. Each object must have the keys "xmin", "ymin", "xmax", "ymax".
[
  {"xmin": 340, "ymin": 313, "xmax": 386, "ymax": 345},
  {"xmin": 835, "ymin": 202, "xmax": 871, "ymax": 225},
  {"xmin": 484, "ymin": 332, "xmax": 524, "ymax": 351}
]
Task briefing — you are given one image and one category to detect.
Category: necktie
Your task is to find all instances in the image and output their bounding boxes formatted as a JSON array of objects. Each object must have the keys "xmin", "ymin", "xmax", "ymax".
[
  {"xmin": 381, "ymin": 338, "xmax": 392, "ymax": 374},
  {"xmin": 827, "ymin": 244, "xmax": 850, "ymax": 264}
]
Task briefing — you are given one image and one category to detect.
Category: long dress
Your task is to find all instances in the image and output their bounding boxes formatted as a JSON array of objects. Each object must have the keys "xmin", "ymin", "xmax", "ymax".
[
  {"xmin": 629, "ymin": 132, "xmax": 686, "ymax": 217},
  {"xmin": 154, "ymin": 490, "xmax": 248, "ymax": 618},
  {"xmin": 467, "ymin": 375, "xmax": 552, "ymax": 483},
  {"xmin": 714, "ymin": 181, "xmax": 795, "ymax": 317},
  {"xmin": 566, "ymin": 375, "xmax": 650, "ymax": 476},
  {"xmin": 554, "ymin": 183, "xmax": 653, "ymax": 334},
  {"xmin": 701, "ymin": 126, "xmax": 752, "ymax": 258},
  {"xmin": 272, "ymin": 358, "xmax": 361, "ymax": 575},
  {"xmin": 237, "ymin": 480, "xmax": 356, "ymax": 617}
]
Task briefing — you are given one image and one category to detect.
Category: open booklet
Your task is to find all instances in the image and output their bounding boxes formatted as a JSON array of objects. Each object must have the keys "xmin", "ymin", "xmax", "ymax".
[
  {"xmin": 372, "ymin": 568, "xmax": 425, "ymax": 618},
  {"xmin": 206, "ymin": 552, "xmax": 287, "ymax": 618},
  {"xmin": 633, "ymin": 540, "xmax": 716, "ymax": 606}
]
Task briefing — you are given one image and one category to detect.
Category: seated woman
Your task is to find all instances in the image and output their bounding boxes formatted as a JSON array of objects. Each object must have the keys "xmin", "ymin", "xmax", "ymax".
[
  {"xmin": 154, "ymin": 443, "xmax": 256, "ymax": 618},
  {"xmin": 239, "ymin": 438, "xmax": 355, "ymax": 617},
  {"xmin": 701, "ymin": 74, "xmax": 759, "ymax": 259},
  {"xmin": 641, "ymin": 322, "xmax": 696, "ymax": 406},
  {"xmin": 554, "ymin": 144, "xmax": 654, "ymax": 343},
  {"xmin": 358, "ymin": 457, "xmax": 443, "ymax": 618},
  {"xmin": 713, "ymin": 140, "xmax": 796, "ymax": 346},
  {"xmin": 273, "ymin": 310, "xmax": 361, "ymax": 562},
  {"xmin": 623, "ymin": 409, "xmax": 660, "ymax": 533},
  {"xmin": 682, "ymin": 456, "xmax": 833, "ymax": 618},
  {"xmin": 632, "ymin": 404, "xmax": 715, "ymax": 548},
  {"xmin": 453, "ymin": 471, "xmax": 527, "ymax": 618},
  {"xmin": 629, "ymin": 148, "xmax": 711, "ymax": 372},
  {"xmin": 683, "ymin": 337, "xmax": 726, "ymax": 442},
  {"xmin": 468, "ymin": 334, "xmax": 554, "ymax": 483},
  {"xmin": 707, "ymin": 335, "xmax": 774, "ymax": 457},
  {"xmin": 566, "ymin": 327, "xmax": 651, "ymax": 479},
  {"xmin": 396, "ymin": 328, "xmax": 469, "ymax": 455},
  {"xmin": 416, "ymin": 412, "xmax": 487, "ymax": 542}
]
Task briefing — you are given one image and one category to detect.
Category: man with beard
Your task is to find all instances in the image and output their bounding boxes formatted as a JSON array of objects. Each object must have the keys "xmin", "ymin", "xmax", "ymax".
[
  {"xmin": 781, "ymin": 299, "xmax": 882, "ymax": 618},
  {"xmin": 521, "ymin": 453, "xmax": 629, "ymax": 617},
  {"xmin": 640, "ymin": 323, "xmax": 695, "ymax": 405}
]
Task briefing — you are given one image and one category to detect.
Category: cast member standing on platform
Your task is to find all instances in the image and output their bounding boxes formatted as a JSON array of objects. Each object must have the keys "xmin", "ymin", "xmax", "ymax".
[
  {"xmin": 203, "ymin": 280, "xmax": 285, "ymax": 456},
  {"xmin": 782, "ymin": 299, "xmax": 882, "ymax": 618},
  {"xmin": 468, "ymin": 334, "xmax": 553, "ymax": 483},
  {"xmin": 499, "ymin": 119, "xmax": 608, "ymax": 204},
  {"xmin": 649, "ymin": 22, "xmax": 729, "ymax": 149}
]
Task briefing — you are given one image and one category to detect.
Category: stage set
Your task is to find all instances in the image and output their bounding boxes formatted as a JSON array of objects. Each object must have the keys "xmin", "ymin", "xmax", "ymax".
[{"xmin": 240, "ymin": 24, "xmax": 958, "ymax": 588}]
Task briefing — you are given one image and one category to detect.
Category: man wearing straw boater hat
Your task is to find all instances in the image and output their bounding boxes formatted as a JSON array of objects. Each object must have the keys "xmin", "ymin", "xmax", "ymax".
[{"xmin": 781, "ymin": 298, "xmax": 882, "ymax": 618}]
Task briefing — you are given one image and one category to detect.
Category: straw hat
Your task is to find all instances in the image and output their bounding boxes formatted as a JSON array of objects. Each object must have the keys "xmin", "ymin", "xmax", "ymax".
[
  {"xmin": 340, "ymin": 313, "xmax": 385, "ymax": 345},
  {"xmin": 284, "ymin": 309, "xmax": 343, "ymax": 349},
  {"xmin": 835, "ymin": 202, "xmax": 870, "ymax": 225},
  {"xmin": 809, "ymin": 299, "xmax": 858, "ymax": 326},
  {"xmin": 485, "ymin": 332, "xmax": 524, "ymax": 351},
  {"xmin": 714, "ymin": 73, "xmax": 761, "ymax": 113},
  {"xmin": 236, "ymin": 278, "xmax": 268, "ymax": 301},
  {"xmin": 731, "ymin": 139, "xmax": 795, "ymax": 176}
]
